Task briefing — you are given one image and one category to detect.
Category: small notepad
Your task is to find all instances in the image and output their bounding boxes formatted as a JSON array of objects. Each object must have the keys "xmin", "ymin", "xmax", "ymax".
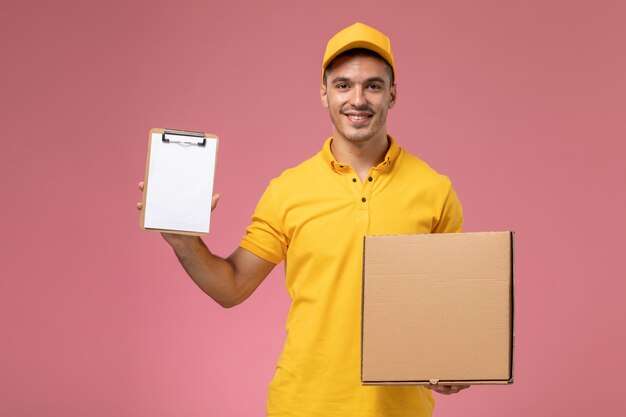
[{"xmin": 141, "ymin": 128, "xmax": 219, "ymax": 235}]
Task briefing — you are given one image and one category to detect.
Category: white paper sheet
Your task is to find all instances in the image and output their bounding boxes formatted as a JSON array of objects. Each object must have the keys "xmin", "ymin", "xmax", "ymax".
[{"xmin": 144, "ymin": 132, "xmax": 217, "ymax": 233}]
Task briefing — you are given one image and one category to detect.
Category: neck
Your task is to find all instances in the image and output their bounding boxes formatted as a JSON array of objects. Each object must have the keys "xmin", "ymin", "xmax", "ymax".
[{"xmin": 330, "ymin": 133, "xmax": 389, "ymax": 182}]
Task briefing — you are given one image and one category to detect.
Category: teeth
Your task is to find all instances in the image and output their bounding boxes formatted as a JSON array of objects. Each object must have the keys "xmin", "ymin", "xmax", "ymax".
[{"xmin": 349, "ymin": 115, "xmax": 368, "ymax": 120}]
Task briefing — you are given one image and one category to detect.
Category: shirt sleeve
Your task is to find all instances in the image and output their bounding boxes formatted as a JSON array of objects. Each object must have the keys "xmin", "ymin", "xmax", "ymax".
[
  {"xmin": 432, "ymin": 181, "xmax": 464, "ymax": 233},
  {"xmin": 239, "ymin": 181, "xmax": 288, "ymax": 265}
]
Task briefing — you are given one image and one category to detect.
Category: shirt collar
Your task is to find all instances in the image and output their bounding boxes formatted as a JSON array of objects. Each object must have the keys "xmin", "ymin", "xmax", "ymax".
[{"xmin": 320, "ymin": 135, "xmax": 401, "ymax": 173}]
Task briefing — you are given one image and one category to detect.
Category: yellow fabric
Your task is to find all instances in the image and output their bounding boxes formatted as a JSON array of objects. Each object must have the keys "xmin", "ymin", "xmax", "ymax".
[
  {"xmin": 240, "ymin": 136, "xmax": 463, "ymax": 417},
  {"xmin": 322, "ymin": 22, "xmax": 395, "ymax": 80}
]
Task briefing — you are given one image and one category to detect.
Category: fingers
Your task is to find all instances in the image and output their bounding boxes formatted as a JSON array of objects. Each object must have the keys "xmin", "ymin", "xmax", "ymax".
[
  {"xmin": 211, "ymin": 194, "xmax": 221, "ymax": 211},
  {"xmin": 137, "ymin": 181, "xmax": 145, "ymax": 210},
  {"xmin": 427, "ymin": 384, "xmax": 470, "ymax": 395},
  {"xmin": 136, "ymin": 184, "xmax": 219, "ymax": 213},
  {"xmin": 429, "ymin": 385, "xmax": 453, "ymax": 395}
]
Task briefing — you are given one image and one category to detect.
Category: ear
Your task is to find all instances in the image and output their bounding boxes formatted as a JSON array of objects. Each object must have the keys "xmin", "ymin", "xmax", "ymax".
[
  {"xmin": 320, "ymin": 83, "xmax": 329, "ymax": 108},
  {"xmin": 388, "ymin": 84, "xmax": 397, "ymax": 109}
]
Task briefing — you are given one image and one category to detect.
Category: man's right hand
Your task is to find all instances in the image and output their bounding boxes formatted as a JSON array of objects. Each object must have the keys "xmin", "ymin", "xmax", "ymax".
[
  {"xmin": 136, "ymin": 181, "xmax": 221, "ymax": 212},
  {"xmin": 136, "ymin": 181, "xmax": 221, "ymax": 247},
  {"xmin": 135, "ymin": 180, "xmax": 274, "ymax": 308}
]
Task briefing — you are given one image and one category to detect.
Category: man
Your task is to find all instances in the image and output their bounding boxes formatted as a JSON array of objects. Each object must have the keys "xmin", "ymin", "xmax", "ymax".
[{"xmin": 139, "ymin": 22, "xmax": 468, "ymax": 416}]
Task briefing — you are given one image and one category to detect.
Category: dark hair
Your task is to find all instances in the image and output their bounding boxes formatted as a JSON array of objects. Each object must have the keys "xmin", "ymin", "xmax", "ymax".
[{"xmin": 323, "ymin": 48, "xmax": 394, "ymax": 86}]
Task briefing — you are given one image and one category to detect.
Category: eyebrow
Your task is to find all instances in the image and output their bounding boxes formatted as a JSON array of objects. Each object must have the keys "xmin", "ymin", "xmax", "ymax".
[{"xmin": 330, "ymin": 76, "xmax": 387, "ymax": 85}]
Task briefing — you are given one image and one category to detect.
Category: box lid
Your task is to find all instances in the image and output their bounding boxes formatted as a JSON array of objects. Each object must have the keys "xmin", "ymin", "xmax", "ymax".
[{"xmin": 361, "ymin": 231, "xmax": 514, "ymax": 385}]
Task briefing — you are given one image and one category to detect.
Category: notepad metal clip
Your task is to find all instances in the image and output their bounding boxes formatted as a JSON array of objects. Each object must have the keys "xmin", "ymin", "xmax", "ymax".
[{"xmin": 162, "ymin": 129, "xmax": 206, "ymax": 146}]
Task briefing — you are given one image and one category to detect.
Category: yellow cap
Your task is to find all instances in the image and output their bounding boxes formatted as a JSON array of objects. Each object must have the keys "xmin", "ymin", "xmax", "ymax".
[{"xmin": 322, "ymin": 22, "xmax": 395, "ymax": 80}]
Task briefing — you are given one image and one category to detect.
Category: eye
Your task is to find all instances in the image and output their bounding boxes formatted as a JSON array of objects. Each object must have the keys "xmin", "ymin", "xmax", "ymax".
[
  {"xmin": 367, "ymin": 83, "xmax": 382, "ymax": 90},
  {"xmin": 335, "ymin": 83, "xmax": 349, "ymax": 89}
]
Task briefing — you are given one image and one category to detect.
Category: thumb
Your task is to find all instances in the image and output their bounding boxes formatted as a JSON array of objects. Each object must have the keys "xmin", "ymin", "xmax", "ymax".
[{"xmin": 211, "ymin": 193, "xmax": 221, "ymax": 211}]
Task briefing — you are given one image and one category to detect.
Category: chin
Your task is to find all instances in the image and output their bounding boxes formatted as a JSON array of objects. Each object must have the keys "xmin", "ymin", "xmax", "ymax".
[
  {"xmin": 345, "ymin": 135, "xmax": 373, "ymax": 143},
  {"xmin": 344, "ymin": 128, "xmax": 379, "ymax": 143}
]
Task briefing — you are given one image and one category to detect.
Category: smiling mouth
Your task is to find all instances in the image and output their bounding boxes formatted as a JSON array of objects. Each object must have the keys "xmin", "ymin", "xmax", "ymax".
[{"xmin": 345, "ymin": 114, "xmax": 372, "ymax": 123}]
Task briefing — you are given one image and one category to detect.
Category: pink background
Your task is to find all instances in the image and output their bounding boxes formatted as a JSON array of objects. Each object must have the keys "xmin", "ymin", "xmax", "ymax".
[{"xmin": 2, "ymin": 0, "xmax": 625, "ymax": 416}]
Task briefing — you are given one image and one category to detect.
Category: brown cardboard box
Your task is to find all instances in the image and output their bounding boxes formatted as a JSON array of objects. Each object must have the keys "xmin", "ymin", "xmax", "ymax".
[{"xmin": 361, "ymin": 231, "xmax": 514, "ymax": 385}]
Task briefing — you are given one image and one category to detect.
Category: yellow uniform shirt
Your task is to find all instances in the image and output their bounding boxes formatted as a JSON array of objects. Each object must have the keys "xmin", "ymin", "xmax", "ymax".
[{"xmin": 240, "ymin": 137, "xmax": 463, "ymax": 417}]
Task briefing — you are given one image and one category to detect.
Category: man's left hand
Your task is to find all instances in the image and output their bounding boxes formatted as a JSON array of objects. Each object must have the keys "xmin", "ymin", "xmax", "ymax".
[{"xmin": 427, "ymin": 384, "xmax": 470, "ymax": 395}]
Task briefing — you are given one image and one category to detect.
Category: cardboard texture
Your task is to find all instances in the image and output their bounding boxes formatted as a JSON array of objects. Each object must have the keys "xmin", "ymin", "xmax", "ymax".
[{"xmin": 361, "ymin": 231, "xmax": 514, "ymax": 385}]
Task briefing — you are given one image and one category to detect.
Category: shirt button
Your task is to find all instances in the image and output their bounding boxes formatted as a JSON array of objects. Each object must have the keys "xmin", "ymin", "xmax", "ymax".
[
  {"xmin": 361, "ymin": 197, "xmax": 367, "ymax": 202},
  {"xmin": 368, "ymin": 177, "xmax": 373, "ymax": 182},
  {"xmin": 353, "ymin": 178, "xmax": 357, "ymax": 182}
]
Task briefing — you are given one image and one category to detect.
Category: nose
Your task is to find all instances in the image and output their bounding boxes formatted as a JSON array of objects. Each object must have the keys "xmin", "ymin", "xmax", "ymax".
[{"xmin": 349, "ymin": 86, "xmax": 367, "ymax": 108}]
